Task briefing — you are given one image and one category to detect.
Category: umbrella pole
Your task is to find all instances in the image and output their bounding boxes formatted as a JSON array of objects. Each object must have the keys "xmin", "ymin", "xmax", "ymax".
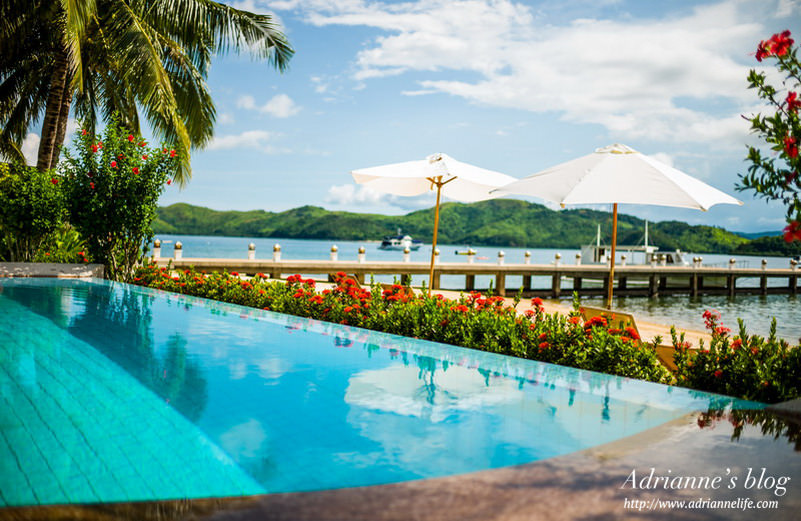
[
  {"xmin": 428, "ymin": 181, "xmax": 443, "ymax": 296},
  {"xmin": 606, "ymin": 203, "xmax": 618, "ymax": 309}
]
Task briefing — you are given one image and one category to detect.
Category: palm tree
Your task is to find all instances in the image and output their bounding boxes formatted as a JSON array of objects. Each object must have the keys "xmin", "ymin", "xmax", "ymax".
[{"xmin": 0, "ymin": 0, "xmax": 292, "ymax": 184}]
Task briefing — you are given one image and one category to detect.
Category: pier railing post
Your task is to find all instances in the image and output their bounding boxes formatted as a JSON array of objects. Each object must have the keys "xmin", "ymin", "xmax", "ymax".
[
  {"xmin": 554, "ymin": 253, "xmax": 561, "ymax": 267},
  {"xmin": 330, "ymin": 245, "xmax": 338, "ymax": 262},
  {"xmin": 273, "ymin": 244, "xmax": 281, "ymax": 262},
  {"xmin": 248, "ymin": 243, "xmax": 256, "ymax": 260},
  {"xmin": 621, "ymin": 254, "xmax": 627, "ymax": 267},
  {"xmin": 467, "ymin": 248, "xmax": 476, "ymax": 264},
  {"xmin": 575, "ymin": 253, "xmax": 581, "ymax": 266},
  {"xmin": 524, "ymin": 251, "xmax": 531, "ymax": 265},
  {"xmin": 728, "ymin": 258, "xmax": 737, "ymax": 297},
  {"xmin": 358, "ymin": 246, "xmax": 366, "ymax": 264},
  {"xmin": 498, "ymin": 251, "xmax": 505, "ymax": 265},
  {"xmin": 174, "ymin": 241, "xmax": 182, "ymax": 260},
  {"xmin": 152, "ymin": 239, "xmax": 161, "ymax": 260},
  {"xmin": 433, "ymin": 248, "xmax": 440, "ymax": 265},
  {"xmin": 403, "ymin": 247, "xmax": 411, "ymax": 263}
]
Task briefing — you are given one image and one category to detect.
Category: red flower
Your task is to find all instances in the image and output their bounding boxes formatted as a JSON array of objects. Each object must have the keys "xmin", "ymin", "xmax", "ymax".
[
  {"xmin": 51, "ymin": 178, "xmax": 58, "ymax": 185},
  {"xmin": 731, "ymin": 339, "xmax": 742, "ymax": 350},
  {"xmin": 139, "ymin": 141, "xmax": 147, "ymax": 147},
  {"xmin": 91, "ymin": 144, "xmax": 98, "ymax": 153},
  {"xmin": 538, "ymin": 341, "xmax": 549, "ymax": 349},
  {"xmin": 568, "ymin": 315, "xmax": 580, "ymax": 324},
  {"xmin": 110, "ymin": 160, "xmax": 117, "ymax": 168},
  {"xmin": 167, "ymin": 179, "xmax": 172, "ymax": 185},
  {"xmin": 169, "ymin": 149, "xmax": 176, "ymax": 158},
  {"xmin": 132, "ymin": 167, "xmax": 139, "ymax": 175},
  {"xmin": 142, "ymin": 154, "xmax": 148, "ymax": 160},
  {"xmin": 714, "ymin": 370, "xmax": 723, "ymax": 378},
  {"xmin": 714, "ymin": 326, "xmax": 731, "ymax": 336},
  {"xmin": 785, "ymin": 135, "xmax": 799, "ymax": 159},
  {"xmin": 624, "ymin": 326, "xmax": 640, "ymax": 341},
  {"xmin": 783, "ymin": 221, "xmax": 801, "ymax": 242},
  {"xmin": 89, "ymin": 182, "xmax": 95, "ymax": 189},
  {"xmin": 128, "ymin": 135, "xmax": 134, "ymax": 142},
  {"xmin": 772, "ymin": 30, "xmax": 794, "ymax": 56},
  {"xmin": 756, "ymin": 30, "xmax": 794, "ymax": 61},
  {"xmin": 81, "ymin": 129, "xmax": 87, "ymax": 135},
  {"xmin": 787, "ymin": 92, "xmax": 801, "ymax": 114}
]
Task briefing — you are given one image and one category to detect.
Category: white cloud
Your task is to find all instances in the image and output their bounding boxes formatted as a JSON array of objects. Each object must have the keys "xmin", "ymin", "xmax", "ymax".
[
  {"xmin": 237, "ymin": 93, "xmax": 301, "ymax": 118},
  {"xmin": 207, "ymin": 130, "xmax": 283, "ymax": 151},
  {"xmin": 326, "ymin": 183, "xmax": 434, "ymax": 210},
  {"xmin": 218, "ymin": 112, "xmax": 235, "ymax": 125},
  {"xmin": 21, "ymin": 133, "xmax": 40, "ymax": 166},
  {"xmin": 274, "ymin": 0, "xmax": 788, "ymax": 147}
]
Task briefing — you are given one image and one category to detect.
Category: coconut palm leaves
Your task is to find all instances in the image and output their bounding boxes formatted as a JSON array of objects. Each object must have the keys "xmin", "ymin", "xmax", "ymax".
[{"xmin": 0, "ymin": 0, "xmax": 293, "ymax": 185}]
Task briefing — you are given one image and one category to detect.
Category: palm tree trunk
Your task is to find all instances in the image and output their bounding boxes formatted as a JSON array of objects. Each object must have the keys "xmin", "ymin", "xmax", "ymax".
[
  {"xmin": 51, "ymin": 85, "xmax": 73, "ymax": 169},
  {"xmin": 37, "ymin": 44, "xmax": 71, "ymax": 171}
]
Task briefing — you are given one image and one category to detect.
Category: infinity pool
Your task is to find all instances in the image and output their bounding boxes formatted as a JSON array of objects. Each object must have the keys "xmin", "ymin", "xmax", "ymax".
[{"xmin": 0, "ymin": 278, "xmax": 757, "ymax": 507}]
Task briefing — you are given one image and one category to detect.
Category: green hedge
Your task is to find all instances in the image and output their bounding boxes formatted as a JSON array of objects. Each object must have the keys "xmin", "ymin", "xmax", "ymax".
[{"xmin": 131, "ymin": 264, "xmax": 800, "ymax": 403}]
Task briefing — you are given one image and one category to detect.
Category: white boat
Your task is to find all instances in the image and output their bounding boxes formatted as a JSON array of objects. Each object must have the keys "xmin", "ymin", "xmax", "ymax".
[
  {"xmin": 581, "ymin": 222, "xmax": 689, "ymax": 266},
  {"xmin": 379, "ymin": 230, "xmax": 422, "ymax": 251}
]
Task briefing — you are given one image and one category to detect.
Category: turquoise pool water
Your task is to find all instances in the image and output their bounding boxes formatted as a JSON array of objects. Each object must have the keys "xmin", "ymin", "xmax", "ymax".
[{"xmin": 0, "ymin": 278, "xmax": 758, "ymax": 507}]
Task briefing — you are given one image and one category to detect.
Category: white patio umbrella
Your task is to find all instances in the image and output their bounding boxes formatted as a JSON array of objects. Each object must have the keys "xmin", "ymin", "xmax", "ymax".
[
  {"xmin": 352, "ymin": 153, "xmax": 516, "ymax": 293},
  {"xmin": 494, "ymin": 144, "xmax": 742, "ymax": 308}
]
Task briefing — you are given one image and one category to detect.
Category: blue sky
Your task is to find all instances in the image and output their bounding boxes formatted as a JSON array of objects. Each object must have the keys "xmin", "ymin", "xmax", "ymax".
[{"xmin": 26, "ymin": 0, "xmax": 801, "ymax": 233}]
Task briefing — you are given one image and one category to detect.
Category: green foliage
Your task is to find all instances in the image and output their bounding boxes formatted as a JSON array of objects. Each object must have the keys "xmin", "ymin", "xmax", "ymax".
[
  {"xmin": 33, "ymin": 223, "xmax": 90, "ymax": 263},
  {"xmin": 0, "ymin": 0, "xmax": 293, "ymax": 183},
  {"xmin": 738, "ymin": 30, "xmax": 801, "ymax": 242},
  {"xmin": 132, "ymin": 264, "xmax": 672, "ymax": 385},
  {"xmin": 733, "ymin": 234, "xmax": 801, "ymax": 257},
  {"xmin": 0, "ymin": 161, "xmax": 65, "ymax": 261},
  {"xmin": 60, "ymin": 117, "xmax": 179, "ymax": 281},
  {"xmin": 154, "ymin": 199, "xmax": 748, "ymax": 253},
  {"xmin": 672, "ymin": 311, "xmax": 801, "ymax": 403}
]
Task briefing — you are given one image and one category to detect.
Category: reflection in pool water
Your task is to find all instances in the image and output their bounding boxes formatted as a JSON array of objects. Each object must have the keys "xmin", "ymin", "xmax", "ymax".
[{"xmin": 0, "ymin": 278, "xmax": 761, "ymax": 507}]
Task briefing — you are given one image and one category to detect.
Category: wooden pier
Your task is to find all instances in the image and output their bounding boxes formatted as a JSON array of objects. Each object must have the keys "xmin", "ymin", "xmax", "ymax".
[{"xmin": 154, "ymin": 257, "xmax": 800, "ymax": 298}]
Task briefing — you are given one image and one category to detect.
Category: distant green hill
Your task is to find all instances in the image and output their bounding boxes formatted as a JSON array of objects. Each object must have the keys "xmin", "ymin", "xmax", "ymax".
[
  {"xmin": 154, "ymin": 200, "xmax": 750, "ymax": 253},
  {"xmin": 733, "ymin": 235, "xmax": 801, "ymax": 257}
]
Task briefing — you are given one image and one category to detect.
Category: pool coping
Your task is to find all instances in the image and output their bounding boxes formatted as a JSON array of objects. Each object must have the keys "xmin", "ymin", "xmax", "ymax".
[{"xmin": 0, "ymin": 262, "xmax": 104, "ymax": 278}]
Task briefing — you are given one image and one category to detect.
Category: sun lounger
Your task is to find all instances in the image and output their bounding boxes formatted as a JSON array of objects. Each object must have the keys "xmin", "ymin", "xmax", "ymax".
[{"xmin": 579, "ymin": 305, "xmax": 677, "ymax": 372}]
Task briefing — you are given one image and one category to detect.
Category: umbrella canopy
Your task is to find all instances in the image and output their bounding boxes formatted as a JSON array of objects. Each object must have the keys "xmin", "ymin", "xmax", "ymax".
[
  {"xmin": 496, "ymin": 144, "xmax": 742, "ymax": 210},
  {"xmin": 352, "ymin": 153, "xmax": 515, "ymax": 202},
  {"xmin": 352, "ymin": 153, "xmax": 516, "ymax": 292},
  {"xmin": 494, "ymin": 143, "xmax": 743, "ymax": 307}
]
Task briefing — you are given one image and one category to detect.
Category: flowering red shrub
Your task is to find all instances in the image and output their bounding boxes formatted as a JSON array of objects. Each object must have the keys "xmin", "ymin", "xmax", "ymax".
[
  {"xmin": 741, "ymin": 29, "xmax": 801, "ymax": 243},
  {"xmin": 672, "ymin": 310, "xmax": 800, "ymax": 403},
  {"xmin": 132, "ymin": 264, "xmax": 671, "ymax": 384}
]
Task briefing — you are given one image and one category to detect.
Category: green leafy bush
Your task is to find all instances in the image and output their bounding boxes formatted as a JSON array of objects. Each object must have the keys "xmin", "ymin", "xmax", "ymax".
[
  {"xmin": 60, "ymin": 117, "xmax": 179, "ymax": 281},
  {"xmin": 672, "ymin": 310, "xmax": 801, "ymax": 402},
  {"xmin": 132, "ymin": 265, "xmax": 672, "ymax": 385},
  {"xmin": 0, "ymin": 162, "xmax": 65, "ymax": 261},
  {"xmin": 33, "ymin": 223, "xmax": 91, "ymax": 263}
]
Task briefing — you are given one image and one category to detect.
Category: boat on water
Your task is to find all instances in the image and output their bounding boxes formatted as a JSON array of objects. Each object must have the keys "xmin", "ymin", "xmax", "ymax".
[
  {"xmin": 581, "ymin": 222, "xmax": 689, "ymax": 266},
  {"xmin": 379, "ymin": 230, "xmax": 422, "ymax": 251}
]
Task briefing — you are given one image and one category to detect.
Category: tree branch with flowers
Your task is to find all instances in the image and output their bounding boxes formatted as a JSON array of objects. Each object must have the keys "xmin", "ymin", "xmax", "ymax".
[
  {"xmin": 59, "ymin": 115, "xmax": 179, "ymax": 281},
  {"xmin": 740, "ymin": 30, "xmax": 801, "ymax": 242}
]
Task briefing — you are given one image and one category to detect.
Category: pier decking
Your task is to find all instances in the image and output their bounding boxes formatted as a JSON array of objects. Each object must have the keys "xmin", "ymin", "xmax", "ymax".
[{"xmin": 154, "ymin": 257, "xmax": 800, "ymax": 298}]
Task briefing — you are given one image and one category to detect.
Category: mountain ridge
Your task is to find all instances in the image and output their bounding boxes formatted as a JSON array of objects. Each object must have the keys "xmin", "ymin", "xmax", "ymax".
[{"xmin": 154, "ymin": 200, "xmax": 760, "ymax": 254}]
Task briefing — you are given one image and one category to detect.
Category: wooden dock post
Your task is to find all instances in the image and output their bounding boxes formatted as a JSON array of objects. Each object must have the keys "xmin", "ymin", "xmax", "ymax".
[
  {"xmin": 496, "ymin": 273, "xmax": 506, "ymax": 297},
  {"xmin": 466, "ymin": 274, "xmax": 475, "ymax": 291},
  {"xmin": 551, "ymin": 272, "xmax": 561, "ymax": 298},
  {"xmin": 648, "ymin": 274, "xmax": 658, "ymax": 297},
  {"xmin": 573, "ymin": 276, "xmax": 582, "ymax": 292},
  {"xmin": 690, "ymin": 272, "xmax": 699, "ymax": 297}
]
